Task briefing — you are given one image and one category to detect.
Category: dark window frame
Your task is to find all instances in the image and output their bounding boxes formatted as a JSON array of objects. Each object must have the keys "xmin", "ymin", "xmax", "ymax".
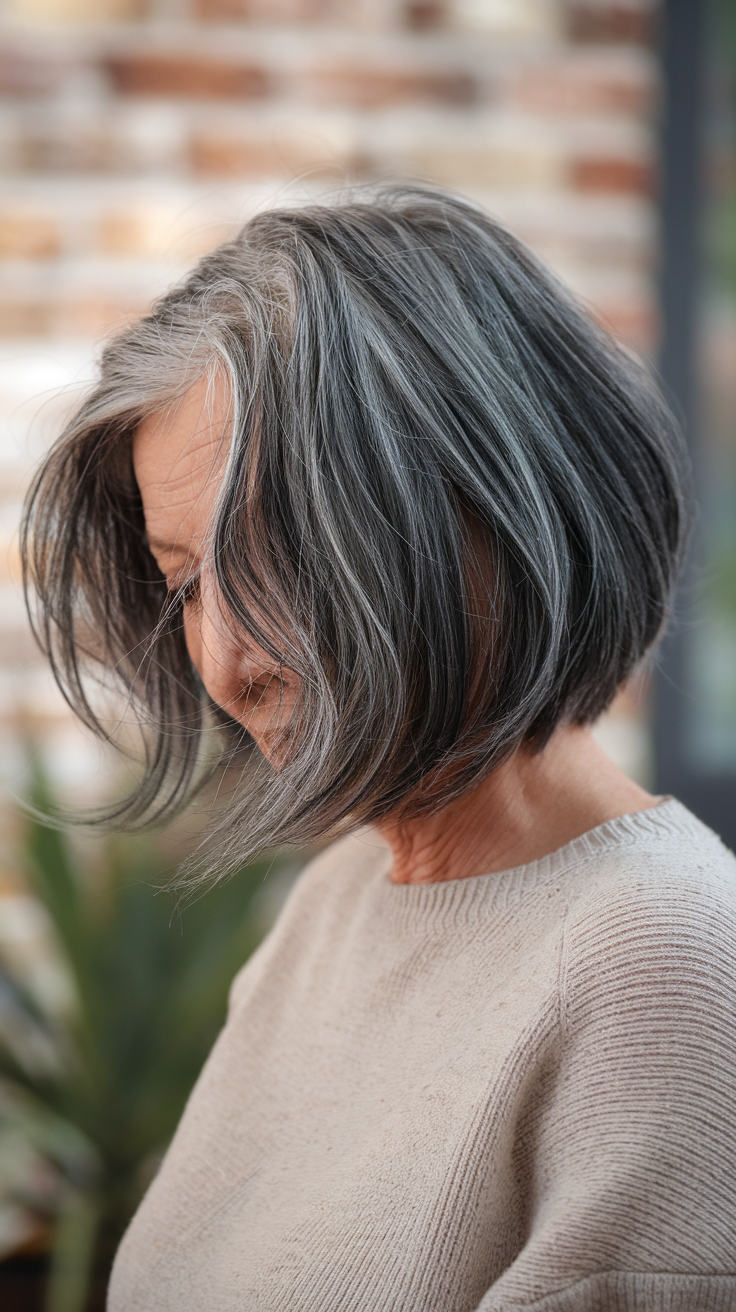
[{"xmin": 653, "ymin": 0, "xmax": 736, "ymax": 845}]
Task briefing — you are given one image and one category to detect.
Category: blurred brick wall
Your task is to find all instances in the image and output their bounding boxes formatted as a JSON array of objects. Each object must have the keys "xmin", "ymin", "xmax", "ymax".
[{"xmin": 0, "ymin": 0, "xmax": 657, "ymax": 834}]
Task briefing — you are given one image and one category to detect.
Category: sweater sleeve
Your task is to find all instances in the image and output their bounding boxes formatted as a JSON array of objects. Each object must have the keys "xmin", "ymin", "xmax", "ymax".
[{"xmin": 477, "ymin": 869, "xmax": 736, "ymax": 1311}]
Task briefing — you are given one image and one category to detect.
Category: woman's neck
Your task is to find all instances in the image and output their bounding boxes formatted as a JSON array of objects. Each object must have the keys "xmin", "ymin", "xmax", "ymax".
[{"xmin": 378, "ymin": 725, "xmax": 657, "ymax": 885}]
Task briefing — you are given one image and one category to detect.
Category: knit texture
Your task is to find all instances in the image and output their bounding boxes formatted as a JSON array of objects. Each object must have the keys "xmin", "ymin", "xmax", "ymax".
[{"xmin": 108, "ymin": 800, "xmax": 736, "ymax": 1311}]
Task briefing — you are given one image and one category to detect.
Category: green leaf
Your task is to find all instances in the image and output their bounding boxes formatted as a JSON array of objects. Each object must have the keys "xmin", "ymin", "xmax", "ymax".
[{"xmin": 0, "ymin": 756, "xmax": 299, "ymax": 1301}]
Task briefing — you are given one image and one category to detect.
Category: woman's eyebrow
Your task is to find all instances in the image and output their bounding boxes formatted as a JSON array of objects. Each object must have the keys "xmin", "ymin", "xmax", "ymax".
[{"xmin": 146, "ymin": 538, "xmax": 191, "ymax": 557}]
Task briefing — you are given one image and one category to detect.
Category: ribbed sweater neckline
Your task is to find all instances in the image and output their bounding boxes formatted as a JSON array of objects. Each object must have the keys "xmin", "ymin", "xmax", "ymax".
[{"xmin": 367, "ymin": 798, "xmax": 704, "ymax": 930}]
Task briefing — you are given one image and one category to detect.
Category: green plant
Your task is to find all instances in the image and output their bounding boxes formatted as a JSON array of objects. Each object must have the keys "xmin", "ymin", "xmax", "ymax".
[{"xmin": 0, "ymin": 764, "xmax": 291, "ymax": 1312}]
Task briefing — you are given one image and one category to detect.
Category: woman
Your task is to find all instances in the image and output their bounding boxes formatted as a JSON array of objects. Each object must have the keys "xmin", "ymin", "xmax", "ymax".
[{"xmin": 22, "ymin": 186, "xmax": 736, "ymax": 1310}]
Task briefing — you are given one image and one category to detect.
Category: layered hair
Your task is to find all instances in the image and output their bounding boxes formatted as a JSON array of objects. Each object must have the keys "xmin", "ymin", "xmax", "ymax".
[{"xmin": 21, "ymin": 185, "xmax": 689, "ymax": 874}]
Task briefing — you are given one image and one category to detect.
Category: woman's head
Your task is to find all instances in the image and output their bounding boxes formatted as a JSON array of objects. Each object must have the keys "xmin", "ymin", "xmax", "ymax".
[
  {"xmin": 21, "ymin": 184, "xmax": 689, "ymax": 873},
  {"xmin": 132, "ymin": 373, "xmax": 300, "ymax": 763}
]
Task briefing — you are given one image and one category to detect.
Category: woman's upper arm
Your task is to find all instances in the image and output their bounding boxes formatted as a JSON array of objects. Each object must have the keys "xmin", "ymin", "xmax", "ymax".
[{"xmin": 477, "ymin": 873, "xmax": 736, "ymax": 1309}]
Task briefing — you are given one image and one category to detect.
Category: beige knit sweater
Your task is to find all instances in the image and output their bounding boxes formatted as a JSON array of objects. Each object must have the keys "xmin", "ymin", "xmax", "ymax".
[{"xmin": 109, "ymin": 800, "xmax": 736, "ymax": 1311}]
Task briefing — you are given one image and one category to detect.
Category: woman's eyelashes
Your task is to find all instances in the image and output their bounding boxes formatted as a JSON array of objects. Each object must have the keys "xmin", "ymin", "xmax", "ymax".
[{"xmin": 170, "ymin": 572, "xmax": 200, "ymax": 606}]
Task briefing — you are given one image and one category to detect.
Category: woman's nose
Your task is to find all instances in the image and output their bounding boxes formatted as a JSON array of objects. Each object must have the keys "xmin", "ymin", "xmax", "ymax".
[
  {"xmin": 182, "ymin": 602, "xmax": 244, "ymax": 716},
  {"xmin": 178, "ymin": 573, "xmax": 298, "ymax": 757}
]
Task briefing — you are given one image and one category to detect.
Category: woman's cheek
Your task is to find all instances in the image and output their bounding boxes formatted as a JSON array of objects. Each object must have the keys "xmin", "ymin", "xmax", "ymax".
[
  {"xmin": 182, "ymin": 606, "xmax": 244, "ymax": 717},
  {"xmin": 183, "ymin": 606, "xmax": 299, "ymax": 752}
]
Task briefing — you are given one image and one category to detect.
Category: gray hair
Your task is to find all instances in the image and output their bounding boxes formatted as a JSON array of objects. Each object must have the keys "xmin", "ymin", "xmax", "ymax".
[{"xmin": 21, "ymin": 184, "xmax": 689, "ymax": 878}]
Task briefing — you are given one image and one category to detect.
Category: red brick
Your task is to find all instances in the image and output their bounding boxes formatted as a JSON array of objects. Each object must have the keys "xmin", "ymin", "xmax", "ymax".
[
  {"xmin": 404, "ymin": 139, "xmax": 563, "ymax": 190},
  {"xmin": 190, "ymin": 134, "xmax": 279, "ymax": 178},
  {"xmin": 0, "ymin": 299, "xmax": 54, "ymax": 336},
  {"xmin": 0, "ymin": 294, "xmax": 150, "ymax": 338},
  {"xmin": 106, "ymin": 54, "xmax": 270, "ymax": 100},
  {"xmin": 96, "ymin": 211, "xmax": 236, "ymax": 261},
  {"xmin": 571, "ymin": 154, "xmax": 654, "ymax": 194},
  {"xmin": 0, "ymin": 47, "xmax": 66, "ymax": 98},
  {"xmin": 97, "ymin": 213, "xmax": 160, "ymax": 257},
  {"xmin": 173, "ymin": 225, "xmax": 242, "ymax": 260},
  {"xmin": 567, "ymin": 1, "xmax": 656, "ymax": 45},
  {"xmin": 509, "ymin": 56, "xmax": 652, "ymax": 115},
  {"xmin": 194, "ymin": 0, "xmax": 331, "ymax": 20},
  {"xmin": 19, "ymin": 127, "xmax": 114, "ymax": 173},
  {"xmin": 189, "ymin": 126, "xmax": 352, "ymax": 179},
  {"xmin": 0, "ymin": 215, "xmax": 61, "ymax": 258},
  {"xmin": 309, "ymin": 64, "xmax": 478, "ymax": 109},
  {"xmin": 18, "ymin": 0, "xmax": 144, "ymax": 17},
  {"xmin": 55, "ymin": 296, "xmax": 148, "ymax": 337},
  {"xmin": 404, "ymin": 0, "xmax": 447, "ymax": 31}
]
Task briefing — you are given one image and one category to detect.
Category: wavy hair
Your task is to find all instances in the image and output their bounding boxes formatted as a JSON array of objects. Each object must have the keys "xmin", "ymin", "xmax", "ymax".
[{"xmin": 21, "ymin": 184, "xmax": 689, "ymax": 876}]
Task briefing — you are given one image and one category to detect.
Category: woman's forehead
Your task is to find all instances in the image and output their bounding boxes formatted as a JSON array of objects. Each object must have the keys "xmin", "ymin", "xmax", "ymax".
[{"xmin": 133, "ymin": 376, "xmax": 229, "ymax": 559}]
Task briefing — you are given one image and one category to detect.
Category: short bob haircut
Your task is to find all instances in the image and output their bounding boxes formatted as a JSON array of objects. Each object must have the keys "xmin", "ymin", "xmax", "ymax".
[{"xmin": 22, "ymin": 184, "xmax": 689, "ymax": 875}]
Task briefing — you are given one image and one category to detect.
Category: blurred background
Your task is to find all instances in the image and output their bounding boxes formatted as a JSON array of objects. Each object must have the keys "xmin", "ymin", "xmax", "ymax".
[
  {"xmin": 0, "ymin": 0, "xmax": 668, "ymax": 832},
  {"xmin": 0, "ymin": 0, "xmax": 732, "ymax": 1306}
]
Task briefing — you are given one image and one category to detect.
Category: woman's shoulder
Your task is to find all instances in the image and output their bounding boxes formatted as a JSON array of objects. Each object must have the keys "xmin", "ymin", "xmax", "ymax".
[
  {"xmin": 561, "ymin": 799, "xmax": 736, "ymax": 1026},
  {"xmin": 496, "ymin": 812, "xmax": 736, "ymax": 1307},
  {"xmin": 563, "ymin": 797, "xmax": 736, "ymax": 921}
]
